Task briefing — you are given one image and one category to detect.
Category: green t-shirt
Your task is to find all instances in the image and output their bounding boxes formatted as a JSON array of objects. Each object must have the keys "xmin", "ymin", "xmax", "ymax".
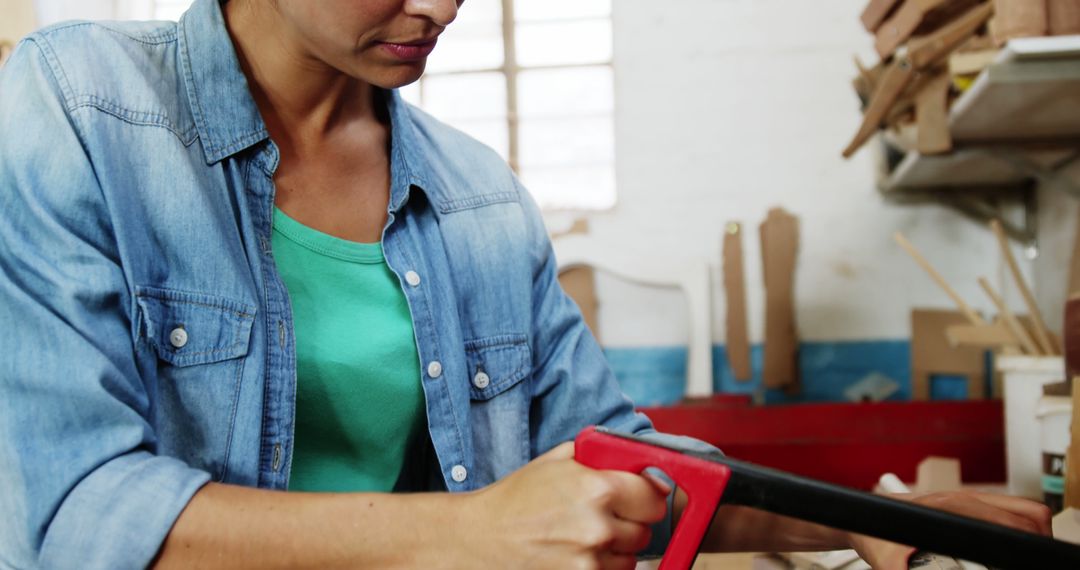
[{"xmin": 272, "ymin": 208, "xmax": 425, "ymax": 492}]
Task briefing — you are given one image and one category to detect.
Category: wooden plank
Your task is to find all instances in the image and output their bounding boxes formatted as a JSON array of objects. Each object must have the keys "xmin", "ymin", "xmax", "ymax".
[
  {"xmin": 949, "ymin": 48, "xmax": 1000, "ymax": 75},
  {"xmin": 852, "ymin": 56, "xmax": 885, "ymax": 104},
  {"xmin": 991, "ymin": 220, "xmax": 1059, "ymax": 354},
  {"xmin": 1049, "ymin": 0, "xmax": 1080, "ymax": 35},
  {"xmin": 875, "ymin": 0, "xmax": 951, "ymax": 59},
  {"xmin": 559, "ymin": 267, "xmax": 600, "ymax": 343},
  {"xmin": 977, "ymin": 277, "xmax": 1042, "ymax": 354},
  {"xmin": 760, "ymin": 208, "xmax": 799, "ymax": 390},
  {"xmin": 945, "ymin": 321, "xmax": 1019, "ymax": 349},
  {"xmin": 723, "ymin": 222, "xmax": 753, "ymax": 382},
  {"xmin": 553, "ymin": 219, "xmax": 600, "ymax": 343},
  {"xmin": 908, "ymin": 1, "xmax": 996, "ymax": 69},
  {"xmin": 0, "ymin": 41, "xmax": 12, "ymax": 69},
  {"xmin": 993, "ymin": 0, "xmax": 1047, "ymax": 45},
  {"xmin": 894, "ymin": 232, "xmax": 986, "ymax": 325},
  {"xmin": 843, "ymin": 56, "xmax": 916, "ymax": 157},
  {"xmin": 915, "ymin": 71, "xmax": 954, "ymax": 154},
  {"xmin": 863, "ymin": 0, "xmax": 906, "ymax": 32}
]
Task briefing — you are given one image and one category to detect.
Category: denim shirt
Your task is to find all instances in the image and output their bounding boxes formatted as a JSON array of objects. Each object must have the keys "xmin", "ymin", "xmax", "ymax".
[{"xmin": 0, "ymin": 0, "xmax": 717, "ymax": 567}]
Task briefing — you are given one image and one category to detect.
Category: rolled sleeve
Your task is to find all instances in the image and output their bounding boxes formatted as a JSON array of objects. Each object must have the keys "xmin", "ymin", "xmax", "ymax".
[{"xmin": 0, "ymin": 36, "xmax": 208, "ymax": 568}]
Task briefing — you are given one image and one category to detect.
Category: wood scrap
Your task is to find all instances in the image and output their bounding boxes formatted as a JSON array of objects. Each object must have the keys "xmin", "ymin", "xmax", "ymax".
[
  {"xmin": 990, "ymin": 219, "xmax": 1059, "ymax": 355},
  {"xmin": 912, "ymin": 309, "xmax": 987, "ymax": 400},
  {"xmin": 723, "ymin": 222, "xmax": 753, "ymax": 382},
  {"xmin": 844, "ymin": 56, "xmax": 917, "ymax": 158},
  {"xmin": 894, "ymin": 232, "xmax": 986, "ymax": 325},
  {"xmin": 907, "ymin": 1, "xmax": 996, "ymax": 69},
  {"xmin": 915, "ymin": 456, "xmax": 963, "ymax": 493},
  {"xmin": 853, "ymin": 56, "xmax": 885, "ymax": 104},
  {"xmin": 559, "ymin": 267, "xmax": 600, "ymax": 342},
  {"xmin": 949, "ymin": 48, "xmax": 999, "ymax": 76},
  {"xmin": 915, "ymin": 70, "xmax": 954, "ymax": 154},
  {"xmin": 884, "ymin": 71, "xmax": 940, "ymax": 128},
  {"xmin": 977, "ymin": 277, "xmax": 1042, "ymax": 354},
  {"xmin": 945, "ymin": 321, "xmax": 1018, "ymax": 349},
  {"xmin": 844, "ymin": 0, "xmax": 994, "ymax": 158},
  {"xmin": 875, "ymin": 0, "xmax": 953, "ymax": 59},
  {"xmin": 760, "ymin": 209, "xmax": 800, "ymax": 391},
  {"xmin": 553, "ymin": 220, "xmax": 601, "ymax": 342},
  {"xmin": 863, "ymin": 0, "xmax": 906, "ymax": 32},
  {"xmin": 914, "ymin": 0, "xmax": 990, "ymax": 34},
  {"xmin": 0, "ymin": 41, "xmax": 13, "ymax": 69},
  {"xmin": 992, "ymin": 0, "xmax": 1047, "ymax": 44},
  {"xmin": 1049, "ymin": 0, "xmax": 1080, "ymax": 35}
]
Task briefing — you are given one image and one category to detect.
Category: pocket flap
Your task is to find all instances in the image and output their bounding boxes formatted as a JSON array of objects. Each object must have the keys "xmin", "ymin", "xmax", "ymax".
[
  {"xmin": 136, "ymin": 286, "xmax": 256, "ymax": 367},
  {"xmin": 465, "ymin": 334, "xmax": 531, "ymax": 400}
]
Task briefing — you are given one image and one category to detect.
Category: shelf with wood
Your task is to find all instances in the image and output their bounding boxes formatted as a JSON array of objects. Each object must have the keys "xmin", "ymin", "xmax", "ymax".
[{"xmin": 869, "ymin": 35, "xmax": 1080, "ymax": 245}]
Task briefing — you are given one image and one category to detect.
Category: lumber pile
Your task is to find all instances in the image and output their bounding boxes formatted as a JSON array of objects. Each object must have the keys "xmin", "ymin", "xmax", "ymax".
[
  {"xmin": 895, "ymin": 219, "xmax": 1062, "ymax": 358},
  {"xmin": 844, "ymin": 0, "xmax": 1080, "ymax": 158}
]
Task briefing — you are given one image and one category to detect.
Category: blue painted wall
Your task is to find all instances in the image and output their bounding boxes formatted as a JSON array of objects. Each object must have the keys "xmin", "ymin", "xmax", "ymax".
[{"xmin": 604, "ymin": 341, "xmax": 989, "ymax": 407}]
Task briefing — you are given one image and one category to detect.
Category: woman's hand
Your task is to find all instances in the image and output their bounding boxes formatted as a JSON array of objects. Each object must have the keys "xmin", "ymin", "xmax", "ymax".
[
  {"xmin": 458, "ymin": 442, "xmax": 670, "ymax": 570},
  {"xmin": 848, "ymin": 491, "xmax": 1053, "ymax": 570}
]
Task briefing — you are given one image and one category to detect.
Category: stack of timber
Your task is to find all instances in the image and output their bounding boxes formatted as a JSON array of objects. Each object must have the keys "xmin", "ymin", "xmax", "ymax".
[{"xmin": 845, "ymin": 0, "xmax": 1080, "ymax": 159}]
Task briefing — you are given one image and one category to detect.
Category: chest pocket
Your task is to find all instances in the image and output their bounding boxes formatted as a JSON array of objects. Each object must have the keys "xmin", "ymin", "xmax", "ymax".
[
  {"xmin": 135, "ymin": 286, "xmax": 256, "ymax": 480},
  {"xmin": 465, "ymin": 334, "xmax": 531, "ymax": 486}
]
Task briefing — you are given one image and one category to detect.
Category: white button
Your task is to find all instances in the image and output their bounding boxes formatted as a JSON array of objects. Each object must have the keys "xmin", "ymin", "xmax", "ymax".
[
  {"xmin": 451, "ymin": 464, "xmax": 468, "ymax": 483},
  {"xmin": 405, "ymin": 271, "xmax": 421, "ymax": 287},
  {"xmin": 427, "ymin": 361, "xmax": 442, "ymax": 379},
  {"xmin": 472, "ymin": 371, "xmax": 490, "ymax": 390},
  {"xmin": 169, "ymin": 327, "xmax": 188, "ymax": 349}
]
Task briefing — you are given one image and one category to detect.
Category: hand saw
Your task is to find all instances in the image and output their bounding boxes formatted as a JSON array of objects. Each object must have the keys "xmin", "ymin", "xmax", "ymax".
[{"xmin": 574, "ymin": 425, "xmax": 1080, "ymax": 570}]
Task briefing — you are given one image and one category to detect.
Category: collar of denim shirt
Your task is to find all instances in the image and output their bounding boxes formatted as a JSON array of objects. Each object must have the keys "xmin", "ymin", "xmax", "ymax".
[{"xmin": 177, "ymin": 0, "xmax": 431, "ymax": 214}]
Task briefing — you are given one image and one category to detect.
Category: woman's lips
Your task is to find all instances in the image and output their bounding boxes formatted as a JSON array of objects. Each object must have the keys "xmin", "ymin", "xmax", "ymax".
[{"xmin": 378, "ymin": 38, "xmax": 438, "ymax": 61}]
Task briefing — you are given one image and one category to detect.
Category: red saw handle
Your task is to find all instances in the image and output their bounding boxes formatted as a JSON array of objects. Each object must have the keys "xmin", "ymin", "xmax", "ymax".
[{"xmin": 574, "ymin": 426, "xmax": 731, "ymax": 570}]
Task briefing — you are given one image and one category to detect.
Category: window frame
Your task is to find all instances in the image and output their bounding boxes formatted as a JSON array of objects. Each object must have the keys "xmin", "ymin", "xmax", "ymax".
[{"xmin": 415, "ymin": 0, "xmax": 616, "ymax": 211}]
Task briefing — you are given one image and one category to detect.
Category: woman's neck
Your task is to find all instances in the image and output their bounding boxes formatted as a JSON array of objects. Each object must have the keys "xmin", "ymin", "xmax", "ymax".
[{"xmin": 223, "ymin": 0, "xmax": 379, "ymax": 145}]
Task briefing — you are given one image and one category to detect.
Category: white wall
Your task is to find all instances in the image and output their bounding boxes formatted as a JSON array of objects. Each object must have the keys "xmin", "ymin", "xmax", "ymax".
[
  {"xmin": 1034, "ymin": 163, "xmax": 1080, "ymax": 335},
  {"xmin": 578, "ymin": 0, "xmax": 1039, "ymax": 349}
]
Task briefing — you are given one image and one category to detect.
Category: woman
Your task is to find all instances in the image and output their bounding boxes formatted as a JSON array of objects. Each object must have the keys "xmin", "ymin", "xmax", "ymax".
[{"xmin": 0, "ymin": 0, "xmax": 1051, "ymax": 568}]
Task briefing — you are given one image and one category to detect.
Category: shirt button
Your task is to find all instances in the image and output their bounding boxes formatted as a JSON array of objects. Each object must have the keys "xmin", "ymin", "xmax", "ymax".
[
  {"xmin": 427, "ymin": 361, "xmax": 443, "ymax": 379},
  {"xmin": 405, "ymin": 270, "xmax": 421, "ymax": 287},
  {"xmin": 169, "ymin": 327, "xmax": 188, "ymax": 349},
  {"xmin": 473, "ymin": 371, "xmax": 490, "ymax": 389},
  {"xmin": 451, "ymin": 464, "xmax": 468, "ymax": 483}
]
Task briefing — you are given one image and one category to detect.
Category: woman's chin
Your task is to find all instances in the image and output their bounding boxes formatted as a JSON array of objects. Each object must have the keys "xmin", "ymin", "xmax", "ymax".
[{"xmin": 362, "ymin": 63, "xmax": 427, "ymax": 90}]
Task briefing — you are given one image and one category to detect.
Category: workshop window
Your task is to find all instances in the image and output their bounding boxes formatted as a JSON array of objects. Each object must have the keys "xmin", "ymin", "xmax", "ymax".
[{"xmin": 401, "ymin": 0, "xmax": 616, "ymax": 211}]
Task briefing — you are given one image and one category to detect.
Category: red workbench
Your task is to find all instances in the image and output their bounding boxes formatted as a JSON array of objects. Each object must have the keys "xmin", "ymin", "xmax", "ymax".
[{"xmin": 640, "ymin": 397, "xmax": 1005, "ymax": 490}]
